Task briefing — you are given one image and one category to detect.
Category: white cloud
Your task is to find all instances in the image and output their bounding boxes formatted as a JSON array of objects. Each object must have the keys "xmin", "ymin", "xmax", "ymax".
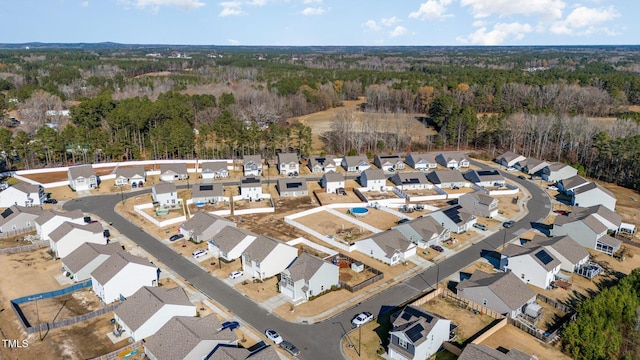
[
  {"xmin": 363, "ymin": 20, "xmax": 381, "ymax": 31},
  {"xmin": 381, "ymin": 16, "xmax": 400, "ymax": 27},
  {"xmin": 248, "ymin": 0, "xmax": 267, "ymax": 5},
  {"xmin": 472, "ymin": 20, "xmax": 486, "ymax": 27},
  {"xmin": 550, "ymin": 5, "xmax": 620, "ymax": 35},
  {"xmin": 219, "ymin": 1, "xmax": 245, "ymax": 16},
  {"xmin": 301, "ymin": 7, "xmax": 325, "ymax": 15},
  {"xmin": 303, "ymin": 0, "xmax": 322, "ymax": 3},
  {"xmin": 460, "ymin": 0, "xmax": 565, "ymax": 20},
  {"xmin": 80, "ymin": 1, "xmax": 89, "ymax": 7},
  {"xmin": 119, "ymin": 0, "xmax": 205, "ymax": 11},
  {"xmin": 228, "ymin": 39, "xmax": 240, "ymax": 45},
  {"xmin": 409, "ymin": 0, "xmax": 453, "ymax": 21},
  {"xmin": 389, "ymin": 26, "xmax": 408, "ymax": 38},
  {"xmin": 456, "ymin": 22, "xmax": 532, "ymax": 45}
]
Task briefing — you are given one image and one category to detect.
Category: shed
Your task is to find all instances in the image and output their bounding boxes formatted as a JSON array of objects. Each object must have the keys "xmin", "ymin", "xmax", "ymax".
[
  {"xmin": 524, "ymin": 303, "xmax": 542, "ymax": 318},
  {"xmin": 351, "ymin": 261, "xmax": 364, "ymax": 273}
]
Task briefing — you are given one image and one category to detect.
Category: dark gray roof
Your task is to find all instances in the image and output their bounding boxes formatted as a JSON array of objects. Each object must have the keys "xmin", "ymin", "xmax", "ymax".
[
  {"xmin": 35, "ymin": 209, "xmax": 84, "ymax": 225},
  {"xmin": 427, "ymin": 170, "xmax": 466, "ymax": 184},
  {"xmin": 322, "ymin": 172, "xmax": 344, "ymax": 183},
  {"xmin": 463, "ymin": 169, "xmax": 504, "ymax": 183},
  {"xmin": 153, "ymin": 181, "xmax": 177, "ymax": 195},
  {"xmin": 91, "ymin": 251, "xmax": 155, "ymax": 285},
  {"xmin": 245, "ymin": 346, "xmax": 280, "ymax": 360},
  {"xmin": 0, "ymin": 205, "xmax": 44, "ymax": 226},
  {"xmin": 207, "ymin": 345, "xmax": 250, "ymax": 360},
  {"xmin": 115, "ymin": 286, "xmax": 193, "ymax": 332},
  {"xmin": 160, "ymin": 163, "xmax": 188, "ymax": 175},
  {"xmin": 522, "ymin": 157, "xmax": 548, "ymax": 172},
  {"xmin": 277, "ymin": 178, "xmax": 308, "ymax": 192},
  {"xmin": 62, "ymin": 242, "xmax": 124, "ymax": 273},
  {"xmin": 11, "ymin": 181, "xmax": 41, "ymax": 194},
  {"xmin": 390, "ymin": 172, "xmax": 429, "ymax": 186},
  {"xmin": 181, "ymin": 212, "xmax": 233, "ymax": 236},
  {"xmin": 243, "ymin": 235, "xmax": 281, "ymax": 261},
  {"xmin": 308, "ymin": 155, "xmax": 336, "ymax": 169},
  {"xmin": 560, "ymin": 175, "xmax": 589, "ymax": 190},
  {"xmin": 115, "ymin": 166, "xmax": 146, "ymax": 179},
  {"xmin": 502, "ymin": 244, "xmax": 561, "ymax": 271},
  {"xmin": 390, "ymin": 305, "xmax": 445, "ymax": 347},
  {"xmin": 436, "ymin": 204, "xmax": 475, "ymax": 225},
  {"xmin": 201, "ymin": 161, "xmax": 228, "ymax": 172},
  {"xmin": 456, "ymin": 270, "xmax": 536, "ymax": 311},
  {"xmin": 240, "ymin": 176, "xmax": 262, "ymax": 187},
  {"xmin": 284, "ymin": 253, "xmax": 327, "ymax": 282},
  {"xmin": 49, "ymin": 221, "xmax": 103, "ymax": 243},
  {"xmin": 458, "ymin": 344, "xmax": 532, "ymax": 360},
  {"xmin": 368, "ymin": 229, "xmax": 414, "ymax": 257},
  {"xmin": 532, "ymin": 236, "xmax": 589, "ymax": 264},
  {"xmin": 210, "ymin": 226, "xmax": 256, "ymax": 254},
  {"xmin": 362, "ymin": 168, "xmax": 386, "ymax": 181},
  {"xmin": 144, "ymin": 315, "xmax": 237, "ymax": 360},
  {"xmin": 277, "ymin": 152, "xmax": 298, "ymax": 165},
  {"xmin": 404, "ymin": 216, "xmax": 445, "ymax": 240},
  {"xmin": 343, "ymin": 155, "xmax": 369, "ymax": 168},
  {"xmin": 68, "ymin": 164, "xmax": 95, "ymax": 179},
  {"xmin": 192, "ymin": 183, "xmax": 224, "ymax": 198}
]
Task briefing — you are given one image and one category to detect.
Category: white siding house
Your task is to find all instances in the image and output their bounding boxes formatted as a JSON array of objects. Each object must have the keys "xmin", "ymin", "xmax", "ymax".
[
  {"xmin": 0, "ymin": 205, "xmax": 44, "ymax": 235},
  {"xmin": 436, "ymin": 152, "xmax": 469, "ymax": 169},
  {"xmin": 542, "ymin": 162, "xmax": 578, "ymax": 182},
  {"xmin": 405, "ymin": 153, "xmax": 438, "ymax": 171},
  {"xmin": 191, "ymin": 183, "xmax": 225, "ymax": 205},
  {"xmin": 426, "ymin": 170, "xmax": 468, "ymax": 189},
  {"xmin": 277, "ymin": 153, "xmax": 299, "ymax": 175},
  {"xmin": 321, "ymin": 172, "xmax": 345, "ymax": 194},
  {"xmin": 62, "ymin": 242, "xmax": 125, "ymax": 282},
  {"xmin": 356, "ymin": 229, "xmax": 417, "ymax": 266},
  {"xmin": 179, "ymin": 212, "xmax": 235, "ymax": 243},
  {"xmin": 502, "ymin": 244, "xmax": 561, "ymax": 289},
  {"xmin": 462, "ymin": 169, "xmax": 506, "ymax": 187},
  {"xmin": 572, "ymin": 182, "xmax": 617, "ymax": 211},
  {"xmin": 152, "ymin": 182, "xmax": 179, "ymax": 207},
  {"xmin": 279, "ymin": 253, "xmax": 340, "ymax": 303},
  {"xmin": 308, "ymin": 156, "xmax": 336, "ymax": 173},
  {"xmin": 243, "ymin": 155, "xmax": 263, "ymax": 176},
  {"xmin": 277, "ymin": 178, "xmax": 308, "ymax": 198},
  {"xmin": 200, "ymin": 161, "xmax": 229, "ymax": 179},
  {"xmin": 373, "ymin": 155, "xmax": 405, "ymax": 172},
  {"xmin": 241, "ymin": 236, "xmax": 298, "ymax": 280},
  {"xmin": 388, "ymin": 306, "xmax": 451, "ymax": 360},
  {"xmin": 68, "ymin": 165, "xmax": 97, "ymax": 191},
  {"xmin": 458, "ymin": 192, "xmax": 499, "ymax": 218},
  {"xmin": 207, "ymin": 226, "xmax": 257, "ymax": 261},
  {"xmin": 49, "ymin": 221, "xmax": 105, "ymax": 259},
  {"xmin": 35, "ymin": 209, "xmax": 85, "ymax": 241},
  {"xmin": 0, "ymin": 181, "xmax": 46, "ymax": 208},
  {"xmin": 360, "ymin": 169, "xmax": 387, "ymax": 191},
  {"xmin": 495, "ymin": 151, "xmax": 526, "ymax": 168},
  {"xmin": 341, "ymin": 156, "xmax": 370, "ymax": 172},
  {"xmin": 529, "ymin": 235, "xmax": 590, "ymax": 273},
  {"xmin": 392, "ymin": 216, "xmax": 450, "ymax": 249},
  {"xmin": 390, "ymin": 172, "xmax": 430, "ymax": 190},
  {"xmin": 91, "ymin": 252, "xmax": 158, "ymax": 304},
  {"xmin": 423, "ymin": 205, "xmax": 477, "ymax": 233},
  {"xmin": 240, "ymin": 176, "xmax": 263, "ymax": 200},
  {"xmin": 159, "ymin": 163, "xmax": 188, "ymax": 182},
  {"xmin": 115, "ymin": 166, "xmax": 146, "ymax": 187}
]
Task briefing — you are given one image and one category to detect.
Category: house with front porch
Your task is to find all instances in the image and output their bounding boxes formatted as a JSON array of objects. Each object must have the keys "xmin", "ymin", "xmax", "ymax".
[
  {"xmin": 501, "ymin": 244, "xmax": 561, "ymax": 289},
  {"xmin": 423, "ymin": 205, "xmax": 476, "ymax": 233},
  {"xmin": 279, "ymin": 253, "xmax": 340, "ymax": 303},
  {"xmin": 241, "ymin": 236, "xmax": 298, "ymax": 280},
  {"xmin": 115, "ymin": 166, "xmax": 146, "ymax": 187},
  {"xmin": 360, "ymin": 169, "xmax": 387, "ymax": 191},
  {"xmin": 308, "ymin": 156, "xmax": 336, "ymax": 173},
  {"xmin": 405, "ymin": 153, "xmax": 438, "ymax": 171},
  {"xmin": 159, "ymin": 163, "xmax": 189, "ymax": 182},
  {"xmin": 341, "ymin": 155, "xmax": 370, "ymax": 172},
  {"xmin": 458, "ymin": 192, "xmax": 499, "ymax": 218},
  {"xmin": 68, "ymin": 165, "xmax": 97, "ymax": 191},
  {"xmin": 374, "ymin": 155, "xmax": 405, "ymax": 172},
  {"xmin": 207, "ymin": 226, "xmax": 257, "ymax": 261},
  {"xmin": 387, "ymin": 305, "xmax": 451, "ymax": 360},
  {"xmin": 321, "ymin": 172, "xmax": 345, "ymax": 194},
  {"xmin": 356, "ymin": 229, "xmax": 417, "ymax": 266},
  {"xmin": 277, "ymin": 153, "xmax": 299, "ymax": 175},
  {"xmin": 390, "ymin": 172, "xmax": 430, "ymax": 190},
  {"xmin": 392, "ymin": 216, "xmax": 450, "ymax": 249},
  {"xmin": 200, "ymin": 161, "xmax": 229, "ymax": 179},
  {"xmin": 0, "ymin": 181, "xmax": 46, "ymax": 208},
  {"xmin": 243, "ymin": 155, "xmax": 263, "ymax": 176},
  {"xmin": 436, "ymin": 152, "xmax": 469, "ymax": 169},
  {"xmin": 179, "ymin": 212, "xmax": 235, "ymax": 244}
]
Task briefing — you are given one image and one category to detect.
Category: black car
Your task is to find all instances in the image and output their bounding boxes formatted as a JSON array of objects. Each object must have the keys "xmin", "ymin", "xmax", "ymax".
[
  {"xmin": 503, "ymin": 220, "xmax": 515, "ymax": 228},
  {"xmin": 43, "ymin": 198, "xmax": 58, "ymax": 204},
  {"xmin": 169, "ymin": 234, "xmax": 184, "ymax": 242},
  {"xmin": 280, "ymin": 340, "xmax": 301, "ymax": 356},
  {"xmin": 517, "ymin": 175, "xmax": 527, "ymax": 180}
]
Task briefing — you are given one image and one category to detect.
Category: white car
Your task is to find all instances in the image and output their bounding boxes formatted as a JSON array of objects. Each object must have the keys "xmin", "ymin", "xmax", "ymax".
[
  {"xmin": 547, "ymin": 185, "xmax": 558, "ymax": 191},
  {"xmin": 229, "ymin": 271, "xmax": 243, "ymax": 279},
  {"xmin": 351, "ymin": 312, "xmax": 374, "ymax": 328},
  {"xmin": 265, "ymin": 329, "xmax": 283, "ymax": 344},
  {"xmin": 506, "ymin": 167, "xmax": 516, "ymax": 171},
  {"xmin": 192, "ymin": 250, "xmax": 207, "ymax": 259}
]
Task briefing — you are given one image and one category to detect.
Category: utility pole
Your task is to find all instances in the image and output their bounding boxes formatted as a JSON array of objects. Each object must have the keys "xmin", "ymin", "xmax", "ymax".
[{"xmin": 358, "ymin": 322, "xmax": 362, "ymax": 357}]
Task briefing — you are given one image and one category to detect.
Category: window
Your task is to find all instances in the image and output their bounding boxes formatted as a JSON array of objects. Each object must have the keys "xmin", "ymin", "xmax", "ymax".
[
  {"xmin": 26, "ymin": 221, "xmax": 31, "ymax": 227},
  {"xmin": 398, "ymin": 338, "xmax": 408, "ymax": 349}
]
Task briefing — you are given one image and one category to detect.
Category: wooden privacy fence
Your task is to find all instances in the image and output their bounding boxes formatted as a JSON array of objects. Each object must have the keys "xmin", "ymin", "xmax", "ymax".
[
  {"xmin": 24, "ymin": 303, "xmax": 120, "ymax": 335},
  {"xmin": 536, "ymin": 293, "xmax": 573, "ymax": 314},
  {"xmin": 325, "ymin": 253, "xmax": 384, "ymax": 292},
  {"xmin": 0, "ymin": 240, "xmax": 49, "ymax": 254}
]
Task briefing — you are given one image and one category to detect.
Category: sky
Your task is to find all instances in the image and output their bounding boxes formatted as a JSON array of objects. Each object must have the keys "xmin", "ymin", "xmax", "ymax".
[{"xmin": 0, "ymin": 0, "xmax": 637, "ymax": 46}]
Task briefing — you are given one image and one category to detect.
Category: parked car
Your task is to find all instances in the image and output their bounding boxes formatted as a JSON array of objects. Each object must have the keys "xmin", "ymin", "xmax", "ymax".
[
  {"xmin": 451, "ymin": 185, "xmax": 460, "ymax": 190},
  {"xmin": 192, "ymin": 250, "xmax": 207, "ymax": 259},
  {"xmin": 103, "ymin": 229, "xmax": 111, "ymax": 238},
  {"xmin": 169, "ymin": 234, "xmax": 184, "ymax": 242},
  {"xmin": 221, "ymin": 321, "xmax": 240, "ymax": 331},
  {"xmin": 265, "ymin": 329, "xmax": 283, "ymax": 344},
  {"xmin": 517, "ymin": 175, "xmax": 527, "ymax": 180},
  {"xmin": 506, "ymin": 167, "xmax": 516, "ymax": 171},
  {"xmin": 473, "ymin": 223, "xmax": 488, "ymax": 231},
  {"xmin": 131, "ymin": 182, "xmax": 137, "ymax": 188},
  {"xmin": 396, "ymin": 218, "xmax": 410, "ymax": 225},
  {"xmin": 43, "ymin": 198, "xmax": 58, "ymax": 204},
  {"xmin": 351, "ymin": 312, "xmax": 374, "ymax": 328},
  {"xmin": 554, "ymin": 210, "xmax": 568, "ymax": 215},
  {"xmin": 503, "ymin": 220, "xmax": 515, "ymax": 228},
  {"xmin": 430, "ymin": 245, "xmax": 445, "ymax": 253},
  {"xmin": 547, "ymin": 185, "xmax": 559, "ymax": 191},
  {"xmin": 280, "ymin": 340, "xmax": 301, "ymax": 357},
  {"xmin": 229, "ymin": 271, "xmax": 244, "ymax": 279}
]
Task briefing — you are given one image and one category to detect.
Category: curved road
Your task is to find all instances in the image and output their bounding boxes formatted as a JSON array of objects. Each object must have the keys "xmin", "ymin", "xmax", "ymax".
[{"xmin": 64, "ymin": 163, "xmax": 550, "ymax": 360}]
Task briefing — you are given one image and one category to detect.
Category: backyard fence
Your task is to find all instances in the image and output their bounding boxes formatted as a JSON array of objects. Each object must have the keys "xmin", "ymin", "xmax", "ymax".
[
  {"xmin": 89, "ymin": 341, "xmax": 143, "ymax": 360},
  {"xmin": 507, "ymin": 316, "xmax": 561, "ymax": 344},
  {"xmin": 25, "ymin": 303, "xmax": 120, "ymax": 335},
  {"xmin": 536, "ymin": 293, "xmax": 573, "ymax": 314},
  {"xmin": 325, "ymin": 253, "xmax": 384, "ymax": 292},
  {"xmin": 0, "ymin": 226, "xmax": 36, "ymax": 239},
  {"xmin": 0, "ymin": 240, "xmax": 48, "ymax": 254}
]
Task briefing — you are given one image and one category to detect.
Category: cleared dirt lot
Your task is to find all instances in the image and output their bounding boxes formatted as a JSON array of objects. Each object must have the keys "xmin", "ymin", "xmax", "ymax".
[
  {"xmin": 314, "ymin": 190, "xmax": 363, "ymax": 206},
  {"xmin": 295, "ymin": 210, "xmax": 373, "ymax": 243},
  {"xmin": 345, "ymin": 208, "xmax": 402, "ymax": 231},
  {"xmin": 481, "ymin": 324, "xmax": 571, "ymax": 360}
]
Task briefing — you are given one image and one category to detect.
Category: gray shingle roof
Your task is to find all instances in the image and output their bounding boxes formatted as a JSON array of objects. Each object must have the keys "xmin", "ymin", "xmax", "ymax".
[
  {"xmin": 404, "ymin": 216, "xmax": 445, "ymax": 240},
  {"xmin": 407, "ymin": 153, "xmax": 437, "ymax": 164},
  {"xmin": 284, "ymin": 253, "xmax": 327, "ymax": 282},
  {"xmin": 502, "ymin": 244, "xmax": 561, "ymax": 271},
  {"xmin": 192, "ymin": 183, "xmax": 224, "ymax": 198},
  {"xmin": 201, "ymin": 161, "xmax": 228, "ymax": 172},
  {"xmin": 463, "ymin": 169, "xmax": 504, "ymax": 183},
  {"xmin": 456, "ymin": 270, "xmax": 536, "ymax": 311},
  {"xmin": 160, "ymin": 163, "xmax": 188, "ymax": 175},
  {"xmin": 49, "ymin": 221, "xmax": 103, "ymax": 243},
  {"xmin": 277, "ymin": 152, "xmax": 298, "ymax": 165},
  {"xmin": 11, "ymin": 181, "xmax": 41, "ymax": 194},
  {"xmin": 570, "ymin": 205, "xmax": 622, "ymax": 226},
  {"xmin": 427, "ymin": 170, "xmax": 466, "ymax": 184},
  {"xmin": 598, "ymin": 234, "xmax": 622, "ymax": 248},
  {"xmin": 437, "ymin": 204, "xmax": 475, "ymax": 225},
  {"xmin": 573, "ymin": 182, "xmax": 616, "ymax": 199},
  {"xmin": 560, "ymin": 175, "xmax": 589, "ymax": 190},
  {"xmin": 63, "ymin": 242, "xmax": 124, "ymax": 273},
  {"xmin": 532, "ymin": 236, "xmax": 589, "ymax": 264},
  {"xmin": 153, "ymin": 181, "xmax": 176, "ymax": 195},
  {"xmin": 458, "ymin": 344, "xmax": 532, "ymax": 360},
  {"xmin": 390, "ymin": 172, "xmax": 429, "ymax": 186},
  {"xmin": 35, "ymin": 209, "xmax": 84, "ymax": 225},
  {"xmin": 115, "ymin": 166, "xmax": 146, "ymax": 179},
  {"xmin": 245, "ymin": 346, "xmax": 280, "ymax": 360},
  {"xmin": 181, "ymin": 212, "xmax": 233, "ymax": 237},
  {"xmin": 240, "ymin": 176, "xmax": 262, "ymax": 188},
  {"xmin": 277, "ymin": 178, "xmax": 308, "ymax": 192},
  {"xmin": 91, "ymin": 251, "xmax": 155, "ymax": 285},
  {"xmin": 322, "ymin": 172, "xmax": 344, "ymax": 183},
  {"xmin": 547, "ymin": 161, "xmax": 572, "ymax": 172},
  {"xmin": 362, "ymin": 169, "xmax": 386, "ymax": 181},
  {"xmin": 68, "ymin": 165, "xmax": 95, "ymax": 179},
  {"xmin": 243, "ymin": 155, "xmax": 262, "ymax": 166},
  {"xmin": 439, "ymin": 151, "xmax": 468, "ymax": 163},
  {"xmin": 461, "ymin": 191, "xmax": 496, "ymax": 206},
  {"xmin": 207, "ymin": 345, "xmax": 250, "ymax": 360},
  {"xmin": 115, "ymin": 286, "xmax": 193, "ymax": 332},
  {"xmin": 144, "ymin": 315, "xmax": 237, "ymax": 360},
  {"xmin": 374, "ymin": 154, "xmax": 402, "ymax": 166},
  {"xmin": 368, "ymin": 229, "xmax": 414, "ymax": 257},
  {"xmin": 210, "ymin": 226, "xmax": 256, "ymax": 254},
  {"xmin": 308, "ymin": 155, "xmax": 335, "ymax": 170},
  {"xmin": 343, "ymin": 155, "xmax": 369, "ymax": 168},
  {"xmin": 243, "ymin": 235, "xmax": 281, "ymax": 261},
  {"xmin": 496, "ymin": 151, "xmax": 522, "ymax": 163},
  {"xmin": 0, "ymin": 205, "xmax": 44, "ymax": 226},
  {"xmin": 390, "ymin": 305, "xmax": 444, "ymax": 347}
]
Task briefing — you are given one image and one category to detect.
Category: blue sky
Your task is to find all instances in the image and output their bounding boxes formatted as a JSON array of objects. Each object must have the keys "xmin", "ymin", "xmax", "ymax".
[{"xmin": 0, "ymin": 0, "xmax": 636, "ymax": 46}]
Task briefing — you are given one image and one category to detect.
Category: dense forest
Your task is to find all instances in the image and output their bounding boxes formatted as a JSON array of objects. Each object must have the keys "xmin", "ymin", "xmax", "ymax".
[{"xmin": 0, "ymin": 45, "xmax": 639, "ymax": 189}]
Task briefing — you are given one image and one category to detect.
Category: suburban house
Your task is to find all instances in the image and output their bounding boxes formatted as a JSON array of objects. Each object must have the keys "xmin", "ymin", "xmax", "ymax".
[
  {"xmin": 356, "ymin": 229, "xmax": 417, "ymax": 266},
  {"xmin": 571, "ymin": 182, "xmax": 617, "ymax": 211},
  {"xmin": 49, "ymin": 221, "xmax": 105, "ymax": 259},
  {"xmin": 114, "ymin": 286, "xmax": 196, "ymax": 341},
  {"xmin": 114, "ymin": 166, "xmax": 146, "ymax": 187},
  {"xmin": 279, "ymin": 253, "xmax": 340, "ymax": 303},
  {"xmin": 143, "ymin": 315, "xmax": 238, "ymax": 360},
  {"xmin": 456, "ymin": 270, "xmax": 537, "ymax": 318},
  {"xmin": 0, "ymin": 181, "xmax": 46, "ymax": 207},
  {"xmin": 388, "ymin": 305, "xmax": 452, "ymax": 360},
  {"xmin": 373, "ymin": 155, "xmax": 405, "ymax": 172},
  {"xmin": 405, "ymin": 153, "xmax": 438, "ymax": 171},
  {"xmin": 159, "ymin": 163, "xmax": 189, "ymax": 182},
  {"xmin": 501, "ymin": 244, "xmax": 561, "ymax": 289},
  {"xmin": 519, "ymin": 158, "xmax": 549, "ymax": 177},
  {"xmin": 557, "ymin": 175, "xmax": 590, "ymax": 195},
  {"xmin": 35, "ymin": 209, "xmax": 85, "ymax": 241},
  {"xmin": 426, "ymin": 170, "xmax": 467, "ymax": 189},
  {"xmin": 276, "ymin": 178, "xmax": 309, "ymax": 198},
  {"xmin": 551, "ymin": 205, "xmax": 622, "ymax": 256},
  {"xmin": 435, "ymin": 152, "xmax": 470, "ymax": 169},
  {"xmin": 423, "ymin": 205, "xmax": 477, "ymax": 233},
  {"xmin": 390, "ymin": 172, "xmax": 430, "ymax": 190},
  {"xmin": 68, "ymin": 164, "xmax": 97, "ymax": 191},
  {"xmin": 200, "ymin": 161, "xmax": 229, "ymax": 179},
  {"xmin": 525, "ymin": 235, "xmax": 589, "ymax": 273},
  {"xmin": 91, "ymin": 251, "xmax": 159, "ymax": 304},
  {"xmin": 463, "ymin": 169, "xmax": 506, "ymax": 188},
  {"xmin": 458, "ymin": 192, "xmax": 499, "ymax": 218},
  {"xmin": 179, "ymin": 212, "xmax": 235, "ymax": 243},
  {"xmin": 495, "ymin": 151, "xmax": 526, "ymax": 168},
  {"xmin": 458, "ymin": 344, "xmax": 533, "ymax": 360},
  {"xmin": 277, "ymin": 152, "xmax": 299, "ymax": 175},
  {"xmin": 207, "ymin": 226, "xmax": 257, "ymax": 261},
  {"xmin": 321, "ymin": 172, "xmax": 345, "ymax": 194},
  {"xmin": 239, "ymin": 176, "xmax": 263, "ymax": 201},
  {"xmin": 541, "ymin": 162, "xmax": 578, "ymax": 182},
  {"xmin": 62, "ymin": 242, "xmax": 125, "ymax": 282},
  {"xmin": 392, "ymin": 216, "xmax": 450, "ymax": 249},
  {"xmin": 152, "ymin": 182, "xmax": 178, "ymax": 207},
  {"xmin": 308, "ymin": 155, "xmax": 336, "ymax": 173},
  {"xmin": 191, "ymin": 183, "xmax": 225, "ymax": 205},
  {"xmin": 241, "ymin": 236, "xmax": 298, "ymax": 280},
  {"xmin": 360, "ymin": 169, "xmax": 387, "ymax": 191},
  {"xmin": 341, "ymin": 155, "xmax": 371, "ymax": 172},
  {"xmin": 243, "ymin": 155, "xmax": 263, "ymax": 176},
  {"xmin": 0, "ymin": 205, "xmax": 44, "ymax": 235}
]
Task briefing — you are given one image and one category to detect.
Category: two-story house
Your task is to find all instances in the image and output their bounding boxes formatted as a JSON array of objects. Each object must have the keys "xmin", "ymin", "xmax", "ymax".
[
  {"xmin": 152, "ymin": 182, "xmax": 179, "ymax": 207},
  {"xmin": 179, "ymin": 212, "xmax": 235, "ymax": 244},
  {"xmin": 458, "ymin": 192, "xmax": 499, "ymax": 218},
  {"xmin": 388, "ymin": 306, "xmax": 452, "ymax": 360},
  {"xmin": 243, "ymin": 155, "xmax": 263, "ymax": 176},
  {"xmin": 207, "ymin": 226, "xmax": 257, "ymax": 261},
  {"xmin": 68, "ymin": 165, "xmax": 97, "ymax": 191},
  {"xmin": 279, "ymin": 253, "xmax": 340, "ymax": 303},
  {"xmin": 392, "ymin": 216, "xmax": 450, "ymax": 249},
  {"xmin": 49, "ymin": 221, "xmax": 105, "ymax": 258},
  {"xmin": 91, "ymin": 251, "xmax": 159, "ymax": 304},
  {"xmin": 241, "ymin": 236, "xmax": 298, "ymax": 280},
  {"xmin": 356, "ymin": 229, "xmax": 417, "ymax": 266},
  {"xmin": 0, "ymin": 181, "xmax": 46, "ymax": 207},
  {"xmin": 240, "ymin": 176, "xmax": 263, "ymax": 201},
  {"xmin": 321, "ymin": 172, "xmax": 345, "ymax": 194},
  {"xmin": 423, "ymin": 205, "xmax": 477, "ymax": 233},
  {"xmin": 277, "ymin": 153, "xmax": 299, "ymax": 175},
  {"xmin": 501, "ymin": 244, "xmax": 561, "ymax": 289},
  {"xmin": 360, "ymin": 169, "xmax": 387, "ymax": 191}
]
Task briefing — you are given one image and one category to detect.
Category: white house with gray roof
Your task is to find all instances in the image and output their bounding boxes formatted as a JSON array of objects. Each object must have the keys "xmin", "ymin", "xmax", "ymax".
[
  {"xmin": 495, "ymin": 151, "xmax": 526, "ymax": 168},
  {"xmin": 321, "ymin": 172, "xmax": 345, "ymax": 193},
  {"xmin": 279, "ymin": 253, "xmax": 340, "ymax": 303},
  {"xmin": 558, "ymin": 174, "xmax": 590, "ymax": 195},
  {"xmin": 356, "ymin": 229, "xmax": 417, "ymax": 266},
  {"xmin": 0, "ymin": 205, "xmax": 44, "ymax": 235},
  {"xmin": 463, "ymin": 169, "xmax": 506, "ymax": 188},
  {"xmin": 360, "ymin": 169, "xmax": 387, "ymax": 191},
  {"xmin": 392, "ymin": 216, "xmax": 449, "ymax": 249},
  {"xmin": 91, "ymin": 251, "xmax": 158, "ymax": 304},
  {"xmin": 200, "ymin": 161, "xmax": 229, "ymax": 179},
  {"xmin": 49, "ymin": 221, "xmax": 105, "ymax": 258},
  {"xmin": 527, "ymin": 235, "xmax": 589, "ymax": 273},
  {"xmin": 191, "ymin": 183, "xmax": 225, "ymax": 204},
  {"xmin": 115, "ymin": 166, "xmax": 146, "ymax": 186},
  {"xmin": 241, "ymin": 236, "xmax": 298, "ymax": 280},
  {"xmin": 436, "ymin": 152, "xmax": 469, "ymax": 169},
  {"xmin": 114, "ymin": 286, "xmax": 196, "ymax": 341},
  {"xmin": 423, "ymin": 205, "xmax": 477, "ymax": 233},
  {"xmin": 426, "ymin": 170, "xmax": 468, "ymax": 189},
  {"xmin": 374, "ymin": 154, "xmax": 405, "ymax": 172},
  {"xmin": 208, "ymin": 226, "xmax": 257, "ymax": 261},
  {"xmin": 277, "ymin": 178, "xmax": 308, "ymax": 198},
  {"xmin": 239, "ymin": 176, "xmax": 263, "ymax": 201},
  {"xmin": 308, "ymin": 155, "xmax": 336, "ymax": 173},
  {"xmin": 405, "ymin": 153, "xmax": 438, "ymax": 171},
  {"xmin": 458, "ymin": 192, "xmax": 499, "ymax": 218},
  {"xmin": 152, "ymin": 181, "xmax": 178, "ymax": 207},
  {"xmin": 68, "ymin": 164, "xmax": 97, "ymax": 191},
  {"xmin": 243, "ymin": 155, "xmax": 263, "ymax": 176},
  {"xmin": 277, "ymin": 152, "xmax": 299, "ymax": 175},
  {"xmin": 551, "ymin": 206, "xmax": 622, "ymax": 256},
  {"xmin": 517, "ymin": 157, "xmax": 549, "ymax": 177},
  {"xmin": 62, "ymin": 242, "xmax": 125, "ymax": 282},
  {"xmin": 572, "ymin": 182, "xmax": 616, "ymax": 211},
  {"xmin": 390, "ymin": 172, "xmax": 430, "ymax": 190},
  {"xmin": 501, "ymin": 244, "xmax": 561, "ymax": 289},
  {"xmin": 458, "ymin": 344, "xmax": 532, "ymax": 360},
  {"xmin": 179, "ymin": 212, "xmax": 235, "ymax": 244},
  {"xmin": 388, "ymin": 305, "xmax": 451, "ymax": 360},
  {"xmin": 542, "ymin": 162, "xmax": 578, "ymax": 182},
  {"xmin": 35, "ymin": 209, "xmax": 85, "ymax": 241},
  {"xmin": 144, "ymin": 315, "xmax": 238, "ymax": 360},
  {"xmin": 341, "ymin": 155, "xmax": 370, "ymax": 172},
  {"xmin": 456, "ymin": 270, "xmax": 537, "ymax": 318},
  {"xmin": 0, "ymin": 181, "xmax": 46, "ymax": 208},
  {"xmin": 159, "ymin": 163, "xmax": 189, "ymax": 182}
]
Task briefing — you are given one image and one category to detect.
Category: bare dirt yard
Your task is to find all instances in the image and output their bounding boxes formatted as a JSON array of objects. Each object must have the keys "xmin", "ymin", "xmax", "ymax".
[
  {"xmin": 234, "ymin": 277, "xmax": 279, "ymax": 303},
  {"xmin": 345, "ymin": 208, "xmax": 402, "ymax": 231},
  {"xmin": 359, "ymin": 190, "xmax": 400, "ymax": 201},
  {"xmin": 235, "ymin": 212, "xmax": 308, "ymax": 241},
  {"xmin": 480, "ymin": 324, "xmax": 571, "ymax": 360},
  {"xmin": 494, "ymin": 194, "xmax": 523, "ymax": 219},
  {"xmin": 421, "ymin": 294, "xmax": 496, "ymax": 341},
  {"xmin": 295, "ymin": 210, "xmax": 373, "ymax": 243},
  {"xmin": 314, "ymin": 189, "xmax": 364, "ymax": 206}
]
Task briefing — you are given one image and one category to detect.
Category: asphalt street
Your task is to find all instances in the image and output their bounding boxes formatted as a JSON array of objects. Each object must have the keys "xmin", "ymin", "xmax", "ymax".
[{"xmin": 64, "ymin": 163, "xmax": 551, "ymax": 360}]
